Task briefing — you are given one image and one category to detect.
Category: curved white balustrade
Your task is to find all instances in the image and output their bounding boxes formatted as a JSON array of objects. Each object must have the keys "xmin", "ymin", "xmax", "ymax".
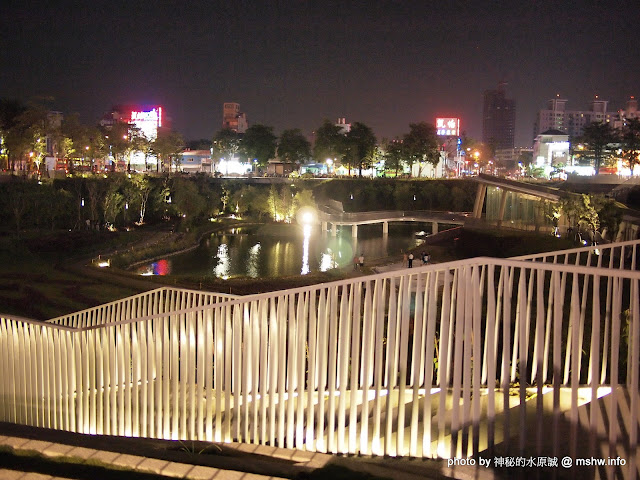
[{"xmin": 1, "ymin": 241, "xmax": 639, "ymax": 478}]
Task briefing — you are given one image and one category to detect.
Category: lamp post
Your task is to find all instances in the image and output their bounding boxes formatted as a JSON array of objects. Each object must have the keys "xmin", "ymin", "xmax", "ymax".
[
  {"xmin": 124, "ymin": 135, "xmax": 130, "ymax": 173},
  {"xmin": 85, "ymin": 145, "xmax": 92, "ymax": 173}
]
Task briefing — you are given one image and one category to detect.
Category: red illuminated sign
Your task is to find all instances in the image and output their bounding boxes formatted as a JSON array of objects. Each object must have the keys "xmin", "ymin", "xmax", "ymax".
[{"xmin": 436, "ymin": 118, "xmax": 460, "ymax": 137}]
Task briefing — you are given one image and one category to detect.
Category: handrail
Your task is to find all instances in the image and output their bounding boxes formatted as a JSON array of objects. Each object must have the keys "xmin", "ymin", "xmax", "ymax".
[{"xmin": 1, "ymin": 241, "xmax": 638, "ymax": 474}]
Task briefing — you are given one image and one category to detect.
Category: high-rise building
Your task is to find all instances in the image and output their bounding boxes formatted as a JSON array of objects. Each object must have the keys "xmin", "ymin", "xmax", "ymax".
[
  {"xmin": 222, "ymin": 103, "xmax": 247, "ymax": 133},
  {"xmin": 335, "ymin": 117, "xmax": 351, "ymax": 134},
  {"xmin": 533, "ymin": 96, "xmax": 616, "ymax": 139},
  {"xmin": 482, "ymin": 82, "xmax": 516, "ymax": 150},
  {"xmin": 614, "ymin": 96, "xmax": 639, "ymax": 129}
]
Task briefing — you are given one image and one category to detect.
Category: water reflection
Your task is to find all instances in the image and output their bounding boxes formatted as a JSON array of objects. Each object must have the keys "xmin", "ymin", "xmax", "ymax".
[
  {"xmin": 319, "ymin": 250, "xmax": 337, "ymax": 272},
  {"xmin": 301, "ymin": 224, "xmax": 311, "ymax": 275},
  {"xmin": 247, "ymin": 243, "xmax": 261, "ymax": 278},
  {"xmin": 136, "ymin": 223, "xmax": 430, "ymax": 278},
  {"xmin": 214, "ymin": 244, "xmax": 230, "ymax": 279}
]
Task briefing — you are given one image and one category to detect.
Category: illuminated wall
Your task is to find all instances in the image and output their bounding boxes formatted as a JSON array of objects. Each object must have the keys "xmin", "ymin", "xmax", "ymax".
[{"xmin": 130, "ymin": 107, "xmax": 162, "ymax": 140}]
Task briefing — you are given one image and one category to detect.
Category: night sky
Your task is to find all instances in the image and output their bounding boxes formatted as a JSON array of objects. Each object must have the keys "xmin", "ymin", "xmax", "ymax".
[{"xmin": 2, "ymin": 1, "xmax": 638, "ymax": 147}]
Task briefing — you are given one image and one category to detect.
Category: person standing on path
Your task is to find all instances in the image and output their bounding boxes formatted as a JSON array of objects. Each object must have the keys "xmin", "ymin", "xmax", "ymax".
[
  {"xmin": 359, "ymin": 253, "xmax": 365, "ymax": 269},
  {"xmin": 408, "ymin": 252, "xmax": 414, "ymax": 268},
  {"xmin": 402, "ymin": 251, "xmax": 408, "ymax": 267}
]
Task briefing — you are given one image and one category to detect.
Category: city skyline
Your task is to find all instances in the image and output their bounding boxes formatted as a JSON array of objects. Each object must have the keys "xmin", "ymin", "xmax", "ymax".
[{"xmin": 2, "ymin": 1, "xmax": 638, "ymax": 146}]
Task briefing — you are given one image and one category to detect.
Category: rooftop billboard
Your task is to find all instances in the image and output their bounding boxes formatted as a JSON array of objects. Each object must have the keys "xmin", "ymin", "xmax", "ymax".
[{"xmin": 436, "ymin": 117, "xmax": 460, "ymax": 137}]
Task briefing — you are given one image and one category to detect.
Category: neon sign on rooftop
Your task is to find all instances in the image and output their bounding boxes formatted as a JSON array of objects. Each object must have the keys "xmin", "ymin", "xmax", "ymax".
[{"xmin": 130, "ymin": 107, "xmax": 163, "ymax": 140}]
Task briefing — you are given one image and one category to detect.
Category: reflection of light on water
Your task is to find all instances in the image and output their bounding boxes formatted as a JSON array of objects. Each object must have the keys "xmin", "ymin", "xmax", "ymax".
[
  {"xmin": 247, "ymin": 243, "xmax": 261, "ymax": 278},
  {"xmin": 139, "ymin": 259, "xmax": 170, "ymax": 276},
  {"xmin": 301, "ymin": 225, "xmax": 311, "ymax": 275},
  {"xmin": 319, "ymin": 250, "xmax": 337, "ymax": 272},
  {"xmin": 214, "ymin": 244, "xmax": 230, "ymax": 278}
]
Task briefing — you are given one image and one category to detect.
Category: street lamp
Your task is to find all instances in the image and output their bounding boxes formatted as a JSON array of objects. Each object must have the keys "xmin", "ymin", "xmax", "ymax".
[{"xmin": 85, "ymin": 146, "xmax": 93, "ymax": 173}]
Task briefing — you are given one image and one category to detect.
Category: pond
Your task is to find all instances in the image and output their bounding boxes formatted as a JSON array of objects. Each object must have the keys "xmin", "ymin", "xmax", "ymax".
[{"xmin": 135, "ymin": 223, "xmax": 436, "ymax": 278}]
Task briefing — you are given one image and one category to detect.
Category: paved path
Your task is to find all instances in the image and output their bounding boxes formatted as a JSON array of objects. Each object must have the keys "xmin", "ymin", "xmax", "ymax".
[
  {"xmin": 0, "ymin": 423, "xmax": 499, "ymax": 480},
  {"xmin": 0, "ymin": 434, "xmax": 287, "ymax": 480}
]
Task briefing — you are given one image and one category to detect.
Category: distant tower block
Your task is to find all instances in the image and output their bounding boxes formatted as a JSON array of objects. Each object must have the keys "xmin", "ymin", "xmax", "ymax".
[{"xmin": 222, "ymin": 102, "xmax": 247, "ymax": 133}]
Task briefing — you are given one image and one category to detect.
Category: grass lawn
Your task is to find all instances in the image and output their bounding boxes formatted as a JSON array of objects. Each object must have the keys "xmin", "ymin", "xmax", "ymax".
[{"xmin": 0, "ymin": 229, "xmax": 155, "ymax": 321}]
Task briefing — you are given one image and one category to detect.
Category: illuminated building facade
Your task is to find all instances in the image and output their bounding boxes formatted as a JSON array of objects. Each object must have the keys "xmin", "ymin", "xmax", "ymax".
[
  {"xmin": 482, "ymin": 82, "xmax": 515, "ymax": 150},
  {"xmin": 614, "ymin": 96, "xmax": 639, "ymax": 129},
  {"xmin": 222, "ymin": 102, "xmax": 248, "ymax": 133},
  {"xmin": 179, "ymin": 149, "xmax": 213, "ymax": 173},
  {"xmin": 533, "ymin": 129, "xmax": 570, "ymax": 177},
  {"xmin": 99, "ymin": 105, "xmax": 170, "ymax": 171},
  {"xmin": 533, "ymin": 96, "xmax": 616, "ymax": 139},
  {"xmin": 130, "ymin": 107, "xmax": 163, "ymax": 140}
]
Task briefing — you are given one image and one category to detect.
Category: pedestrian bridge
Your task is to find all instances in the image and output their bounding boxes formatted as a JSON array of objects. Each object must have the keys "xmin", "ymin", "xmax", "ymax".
[
  {"xmin": 1, "ymin": 239, "xmax": 639, "ymax": 479},
  {"xmin": 317, "ymin": 208, "xmax": 469, "ymax": 237}
]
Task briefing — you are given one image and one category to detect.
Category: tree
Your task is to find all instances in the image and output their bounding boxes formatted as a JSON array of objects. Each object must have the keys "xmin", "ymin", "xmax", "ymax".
[
  {"xmin": 383, "ymin": 138, "xmax": 404, "ymax": 176},
  {"xmin": 103, "ymin": 121, "xmax": 131, "ymax": 171},
  {"xmin": 589, "ymin": 194, "xmax": 622, "ymax": 241},
  {"xmin": 186, "ymin": 139, "xmax": 212, "ymax": 150},
  {"xmin": 313, "ymin": 120, "xmax": 345, "ymax": 164},
  {"xmin": 277, "ymin": 129, "xmax": 311, "ymax": 164},
  {"xmin": 132, "ymin": 133, "xmax": 153, "ymax": 171},
  {"xmin": 129, "ymin": 174, "xmax": 153, "ymax": 224},
  {"xmin": 241, "ymin": 124, "xmax": 276, "ymax": 170},
  {"xmin": 293, "ymin": 189, "xmax": 315, "ymax": 210},
  {"xmin": 125, "ymin": 126, "xmax": 144, "ymax": 172},
  {"xmin": 0, "ymin": 99, "xmax": 26, "ymax": 170},
  {"xmin": 5, "ymin": 179, "xmax": 31, "ymax": 232},
  {"xmin": 402, "ymin": 122, "xmax": 439, "ymax": 177},
  {"xmin": 580, "ymin": 121, "xmax": 616, "ymax": 175},
  {"xmin": 172, "ymin": 177, "xmax": 205, "ymax": 227},
  {"xmin": 211, "ymin": 128, "xmax": 240, "ymax": 174},
  {"xmin": 344, "ymin": 122, "xmax": 376, "ymax": 177},
  {"xmin": 62, "ymin": 114, "xmax": 93, "ymax": 173},
  {"xmin": 620, "ymin": 118, "xmax": 640, "ymax": 175},
  {"xmin": 103, "ymin": 181, "xmax": 124, "ymax": 228},
  {"xmin": 5, "ymin": 104, "xmax": 48, "ymax": 174},
  {"xmin": 153, "ymin": 128, "xmax": 184, "ymax": 173},
  {"xmin": 86, "ymin": 178, "xmax": 105, "ymax": 228},
  {"xmin": 38, "ymin": 183, "xmax": 73, "ymax": 230}
]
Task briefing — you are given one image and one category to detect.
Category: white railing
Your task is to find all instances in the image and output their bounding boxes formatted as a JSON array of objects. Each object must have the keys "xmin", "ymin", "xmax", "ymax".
[
  {"xmin": 513, "ymin": 238, "xmax": 639, "ymax": 272},
  {"xmin": 46, "ymin": 287, "xmax": 239, "ymax": 328},
  {"xmin": 1, "ymin": 241, "xmax": 639, "ymax": 478}
]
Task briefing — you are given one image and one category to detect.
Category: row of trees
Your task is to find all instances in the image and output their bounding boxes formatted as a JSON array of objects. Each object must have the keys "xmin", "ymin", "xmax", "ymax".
[
  {"xmin": 213, "ymin": 117, "xmax": 640, "ymax": 178},
  {"xmin": 0, "ymin": 99, "xmax": 185, "ymax": 174},
  {"xmin": 212, "ymin": 120, "xmax": 442, "ymax": 177},
  {"xmin": 0, "ymin": 174, "xmax": 483, "ymax": 234},
  {"xmin": 1, "ymin": 174, "xmax": 171, "ymax": 233},
  {"xmin": 1, "ymin": 98, "xmax": 444, "ymax": 178},
  {"xmin": 0, "ymin": 174, "xmax": 323, "ymax": 233},
  {"xmin": 574, "ymin": 119, "xmax": 640, "ymax": 175}
]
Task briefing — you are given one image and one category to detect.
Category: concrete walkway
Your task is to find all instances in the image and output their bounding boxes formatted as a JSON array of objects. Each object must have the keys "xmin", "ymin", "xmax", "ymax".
[
  {"xmin": 0, "ymin": 434, "xmax": 288, "ymax": 480},
  {"xmin": 0, "ymin": 427, "xmax": 500, "ymax": 480}
]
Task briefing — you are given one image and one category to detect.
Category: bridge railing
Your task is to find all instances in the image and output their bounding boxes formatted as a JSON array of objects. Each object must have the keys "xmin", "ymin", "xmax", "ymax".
[
  {"xmin": 318, "ymin": 209, "xmax": 470, "ymax": 223},
  {"xmin": 46, "ymin": 287, "xmax": 239, "ymax": 328},
  {"xmin": 1, "ymin": 244, "xmax": 639, "ymax": 478},
  {"xmin": 512, "ymin": 238, "xmax": 639, "ymax": 271}
]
